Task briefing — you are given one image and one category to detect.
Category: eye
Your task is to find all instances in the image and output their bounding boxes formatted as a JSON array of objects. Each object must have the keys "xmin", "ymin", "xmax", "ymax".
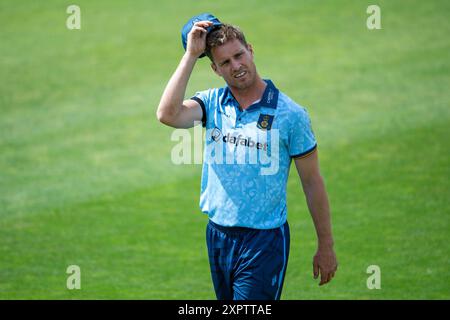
[{"xmin": 220, "ymin": 60, "xmax": 229, "ymax": 67}]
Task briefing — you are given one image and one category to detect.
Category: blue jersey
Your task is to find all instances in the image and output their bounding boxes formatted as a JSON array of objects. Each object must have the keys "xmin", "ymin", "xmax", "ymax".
[{"xmin": 191, "ymin": 80, "xmax": 317, "ymax": 229}]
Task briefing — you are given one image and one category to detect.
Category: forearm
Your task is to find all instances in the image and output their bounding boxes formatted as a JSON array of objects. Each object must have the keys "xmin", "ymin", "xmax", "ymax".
[
  {"xmin": 157, "ymin": 53, "xmax": 197, "ymax": 121},
  {"xmin": 302, "ymin": 175, "xmax": 334, "ymax": 249}
]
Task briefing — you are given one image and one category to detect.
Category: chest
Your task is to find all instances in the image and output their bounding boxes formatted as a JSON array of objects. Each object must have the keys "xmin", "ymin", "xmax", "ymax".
[
  {"xmin": 212, "ymin": 104, "xmax": 277, "ymax": 132},
  {"xmin": 206, "ymin": 104, "xmax": 290, "ymax": 155}
]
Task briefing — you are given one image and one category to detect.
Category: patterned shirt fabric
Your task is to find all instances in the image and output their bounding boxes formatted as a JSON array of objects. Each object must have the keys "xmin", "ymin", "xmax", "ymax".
[{"xmin": 191, "ymin": 80, "xmax": 317, "ymax": 229}]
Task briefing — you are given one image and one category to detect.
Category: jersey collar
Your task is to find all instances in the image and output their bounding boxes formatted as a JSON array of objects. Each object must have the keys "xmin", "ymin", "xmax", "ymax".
[{"xmin": 220, "ymin": 79, "xmax": 279, "ymax": 112}]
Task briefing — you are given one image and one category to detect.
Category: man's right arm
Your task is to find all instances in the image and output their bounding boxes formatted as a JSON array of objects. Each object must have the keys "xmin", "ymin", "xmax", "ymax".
[
  {"xmin": 156, "ymin": 53, "xmax": 202, "ymax": 128},
  {"xmin": 156, "ymin": 21, "xmax": 212, "ymax": 129}
]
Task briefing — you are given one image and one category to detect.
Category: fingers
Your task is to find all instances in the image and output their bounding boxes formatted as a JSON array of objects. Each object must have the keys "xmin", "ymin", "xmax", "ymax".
[
  {"xmin": 319, "ymin": 272, "xmax": 328, "ymax": 286},
  {"xmin": 318, "ymin": 269, "xmax": 337, "ymax": 286},
  {"xmin": 319, "ymin": 271, "xmax": 330, "ymax": 286},
  {"xmin": 317, "ymin": 263, "xmax": 337, "ymax": 286},
  {"xmin": 327, "ymin": 271, "xmax": 334, "ymax": 284},
  {"xmin": 190, "ymin": 21, "xmax": 213, "ymax": 35},
  {"xmin": 189, "ymin": 26, "xmax": 208, "ymax": 37},
  {"xmin": 186, "ymin": 21, "xmax": 213, "ymax": 57},
  {"xmin": 313, "ymin": 261, "xmax": 319, "ymax": 279},
  {"xmin": 314, "ymin": 250, "xmax": 338, "ymax": 286},
  {"xmin": 193, "ymin": 21, "xmax": 213, "ymax": 28}
]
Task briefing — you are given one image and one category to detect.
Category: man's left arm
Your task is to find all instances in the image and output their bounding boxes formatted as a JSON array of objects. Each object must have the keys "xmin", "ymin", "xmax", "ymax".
[{"xmin": 294, "ymin": 149, "xmax": 338, "ymax": 286}]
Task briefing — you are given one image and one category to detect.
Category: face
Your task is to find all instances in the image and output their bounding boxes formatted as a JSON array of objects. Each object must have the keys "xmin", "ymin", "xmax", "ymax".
[{"xmin": 211, "ymin": 39, "xmax": 257, "ymax": 90}]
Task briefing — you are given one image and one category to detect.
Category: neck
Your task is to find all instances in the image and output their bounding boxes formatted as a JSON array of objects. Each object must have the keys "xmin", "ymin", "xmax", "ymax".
[{"xmin": 229, "ymin": 75, "xmax": 267, "ymax": 110}]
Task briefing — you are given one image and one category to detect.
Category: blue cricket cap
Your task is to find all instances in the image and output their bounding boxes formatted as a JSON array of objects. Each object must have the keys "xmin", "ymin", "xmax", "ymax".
[{"xmin": 181, "ymin": 13, "xmax": 222, "ymax": 58}]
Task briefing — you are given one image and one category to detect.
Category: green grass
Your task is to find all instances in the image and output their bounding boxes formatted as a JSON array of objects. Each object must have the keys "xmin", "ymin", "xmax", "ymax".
[{"xmin": 1, "ymin": 0, "xmax": 449, "ymax": 299}]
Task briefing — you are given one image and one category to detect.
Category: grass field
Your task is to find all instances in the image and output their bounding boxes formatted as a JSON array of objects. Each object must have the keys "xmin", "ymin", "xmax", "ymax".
[{"xmin": 0, "ymin": 0, "xmax": 449, "ymax": 299}]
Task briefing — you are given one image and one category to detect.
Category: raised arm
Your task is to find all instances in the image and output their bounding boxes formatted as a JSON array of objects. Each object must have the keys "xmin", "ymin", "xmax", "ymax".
[{"xmin": 156, "ymin": 21, "xmax": 212, "ymax": 128}]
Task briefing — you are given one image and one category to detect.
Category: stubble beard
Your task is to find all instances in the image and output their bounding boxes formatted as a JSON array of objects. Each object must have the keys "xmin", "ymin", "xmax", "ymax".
[{"xmin": 228, "ymin": 68, "xmax": 256, "ymax": 91}]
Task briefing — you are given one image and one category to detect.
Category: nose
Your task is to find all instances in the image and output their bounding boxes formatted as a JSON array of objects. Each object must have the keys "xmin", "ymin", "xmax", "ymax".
[{"xmin": 230, "ymin": 58, "xmax": 241, "ymax": 72}]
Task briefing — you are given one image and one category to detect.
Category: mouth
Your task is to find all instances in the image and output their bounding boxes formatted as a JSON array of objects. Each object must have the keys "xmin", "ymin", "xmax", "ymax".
[{"xmin": 233, "ymin": 70, "xmax": 247, "ymax": 79}]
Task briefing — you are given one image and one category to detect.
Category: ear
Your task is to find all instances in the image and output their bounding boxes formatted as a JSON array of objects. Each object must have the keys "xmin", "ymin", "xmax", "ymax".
[
  {"xmin": 211, "ymin": 62, "xmax": 222, "ymax": 77},
  {"xmin": 247, "ymin": 43, "xmax": 254, "ymax": 57}
]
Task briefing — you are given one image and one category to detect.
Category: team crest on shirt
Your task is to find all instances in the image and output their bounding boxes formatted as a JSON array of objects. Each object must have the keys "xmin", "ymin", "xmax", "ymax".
[{"xmin": 257, "ymin": 114, "xmax": 274, "ymax": 130}]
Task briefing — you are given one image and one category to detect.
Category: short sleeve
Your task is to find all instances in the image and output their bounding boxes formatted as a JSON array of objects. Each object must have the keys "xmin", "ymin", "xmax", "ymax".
[
  {"xmin": 289, "ymin": 107, "xmax": 317, "ymax": 159},
  {"xmin": 190, "ymin": 89, "xmax": 210, "ymax": 128}
]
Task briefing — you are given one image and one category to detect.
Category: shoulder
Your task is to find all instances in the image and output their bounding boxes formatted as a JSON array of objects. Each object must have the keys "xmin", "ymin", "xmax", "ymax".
[
  {"xmin": 193, "ymin": 86, "xmax": 227, "ymax": 103},
  {"xmin": 277, "ymin": 91, "xmax": 311, "ymax": 123}
]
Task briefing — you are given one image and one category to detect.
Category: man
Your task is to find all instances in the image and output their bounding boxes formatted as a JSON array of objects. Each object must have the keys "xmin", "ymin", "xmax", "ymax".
[{"xmin": 156, "ymin": 17, "xmax": 337, "ymax": 300}]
